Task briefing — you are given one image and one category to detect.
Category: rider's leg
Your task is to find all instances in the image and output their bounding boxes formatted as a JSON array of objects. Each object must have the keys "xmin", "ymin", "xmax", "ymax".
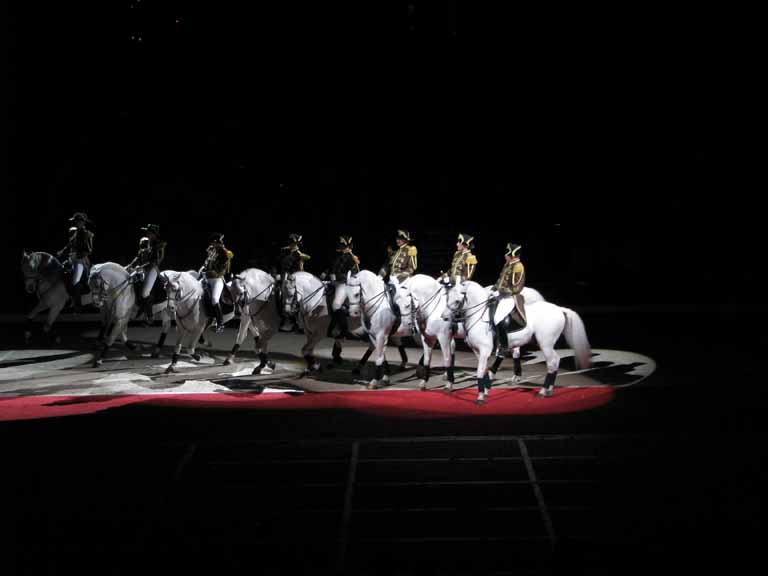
[
  {"xmin": 140, "ymin": 266, "xmax": 158, "ymax": 320},
  {"xmin": 211, "ymin": 277, "xmax": 225, "ymax": 332},
  {"xmin": 69, "ymin": 260, "xmax": 84, "ymax": 312}
]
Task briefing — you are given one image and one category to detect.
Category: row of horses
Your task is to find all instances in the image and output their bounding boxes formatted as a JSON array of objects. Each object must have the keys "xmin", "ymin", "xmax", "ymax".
[{"xmin": 21, "ymin": 251, "xmax": 591, "ymax": 402}]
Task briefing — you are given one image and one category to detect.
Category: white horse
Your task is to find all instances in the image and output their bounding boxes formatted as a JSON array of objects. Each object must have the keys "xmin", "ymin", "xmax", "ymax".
[
  {"xmin": 21, "ymin": 250, "xmax": 97, "ymax": 342},
  {"xmin": 283, "ymin": 271, "xmax": 369, "ymax": 372},
  {"xmin": 443, "ymin": 279, "xmax": 591, "ymax": 403},
  {"xmin": 160, "ymin": 270, "xmax": 236, "ymax": 373},
  {"xmin": 88, "ymin": 262, "xmax": 140, "ymax": 366},
  {"xmin": 225, "ymin": 268, "xmax": 280, "ymax": 374},
  {"xmin": 332, "ymin": 270, "xmax": 418, "ymax": 389},
  {"xmin": 393, "ymin": 274, "xmax": 546, "ymax": 390}
]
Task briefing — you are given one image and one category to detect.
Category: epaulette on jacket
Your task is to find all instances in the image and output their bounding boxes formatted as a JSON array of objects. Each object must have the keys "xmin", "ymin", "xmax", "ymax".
[{"xmin": 407, "ymin": 246, "xmax": 418, "ymax": 256}]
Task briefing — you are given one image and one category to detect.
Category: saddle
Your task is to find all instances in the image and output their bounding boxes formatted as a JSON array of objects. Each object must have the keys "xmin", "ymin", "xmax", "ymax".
[
  {"xmin": 130, "ymin": 272, "xmax": 167, "ymax": 305},
  {"xmin": 61, "ymin": 262, "xmax": 91, "ymax": 295},
  {"xmin": 492, "ymin": 295, "xmax": 527, "ymax": 332}
]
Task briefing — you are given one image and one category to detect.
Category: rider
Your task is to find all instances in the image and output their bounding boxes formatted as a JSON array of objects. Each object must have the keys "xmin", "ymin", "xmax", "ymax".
[
  {"xmin": 488, "ymin": 243, "xmax": 527, "ymax": 354},
  {"xmin": 441, "ymin": 233, "xmax": 478, "ymax": 332},
  {"xmin": 378, "ymin": 229, "xmax": 418, "ymax": 329},
  {"xmin": 441, "ymin": 233, "xmax": 478, "ymax": 282},
  {"xmin": 324, "ymin": 235, "xmax": 360, "ymax": 338},
  {"xmin": 201, "ymin": 232, "xmax": 233, "ymax": 333},
  {"xmin": 279, "ymin": 233, "xmax": 311, "ymax": 332},
  {"xmin": 127, "ymin": 224, "xmax": 166, "ymax": 322},
  {"xmin": 56, "ymin": 212, "xmax": 94, "ymax": 312}
]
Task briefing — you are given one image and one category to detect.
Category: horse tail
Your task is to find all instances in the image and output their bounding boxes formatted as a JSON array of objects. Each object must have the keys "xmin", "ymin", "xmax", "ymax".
[{"xmin": 561, "ymin": 308, "xmax": 591, "ymax": 369}]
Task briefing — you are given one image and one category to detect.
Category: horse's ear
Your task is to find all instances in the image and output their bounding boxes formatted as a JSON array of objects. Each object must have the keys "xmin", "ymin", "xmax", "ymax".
[
  {"xmin": 454, "ymin": 275, "xmax": 461, "ymax": 286},
  {"xmin": 346, "ymin": 270, "xmax": 352, "ymax": 282}
]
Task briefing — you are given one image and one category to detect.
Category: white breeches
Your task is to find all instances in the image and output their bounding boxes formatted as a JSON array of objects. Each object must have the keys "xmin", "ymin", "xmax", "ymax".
[
  {"xmin": 141, "ymin": 266, "xmax": 158, "ymax": 299},
  {"xmin": 210, "ymin": 277, "xmax": 224, "ymax": 305},
  {"xmin": 71, "ymin": 261, "xmax": 85, "ymax": 286}
]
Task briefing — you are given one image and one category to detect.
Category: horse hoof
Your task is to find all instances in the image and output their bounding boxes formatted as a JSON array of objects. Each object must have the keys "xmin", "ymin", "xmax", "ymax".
[
  {"xmin": 475, "ymin": 397, "xmax": 485, "ymax": 405},
  {"xmin": 125, "ymin": 342, "xmax": 137, "ymax": 351},
  {"xmin": 223, "ymin": 357, "xmax": 232, "ymax": 366},
  {"xmin": 537, "ymin": 387, "xmax": 553, "ymax": 398},
  {"xmin": 253, "ymin": 385, "xmax": 265, "ymax": 394},
  {"xmin": 252, "ymin": 366, "xmax": 263, "ymax": 375},
  {"xmin": 444, "ymin": 384, "xmax": 453, "ymax": 392},
  {"xmin": 165, "ymin": 366, "xmax": 176, "ymax": 374},
  {"xmin": 92, "ymin": 359, "xmax": 102, "ymax": 368},
  {"xmin": 399, "ymin": 362, "xmax": 408, "ymax": 370},
  {"xmin": 267, "ymin": 361, "xmax": 276, "ymax": 370},
  {"xmin": 510, "ymin": 375, "xmax": 521, "ymax": 384},
  {"xmin": 368, "ymin": 381, "xmax": 377, "ymax": 390},
  {"xmin": 191, "ymin": 353, "xmax": 201, "ymax": 362},
  {"xmin": 419, "ymin": 380, "xmax": 427, "ymax": 391},
  {"xmin": 382, "ymin": 375, "xmax": 390, "ymax": 383}
]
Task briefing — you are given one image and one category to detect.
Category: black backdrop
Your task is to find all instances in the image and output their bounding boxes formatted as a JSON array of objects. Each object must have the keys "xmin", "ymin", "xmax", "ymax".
[{"xmin": 3, "ymin": 1, "xmax": 744, "ymax": 313}]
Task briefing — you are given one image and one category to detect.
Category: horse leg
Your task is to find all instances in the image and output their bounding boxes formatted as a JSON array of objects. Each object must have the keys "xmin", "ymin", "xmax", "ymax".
[
  {"xmin": 417, "ymin": 336, "xmax": 436, "ymax": 390},
  {"xmin": 512, "ymin": 347, "xmax": 523, "ymax": 382},
  {"xmin": 301, "ymin": 326, "xmax": 322, "ymax": 372},
  {"xmin": 188, "ymin": 322, "xmax": 207, "ymax": 362},
  {"xmin": 121, "ymin": 327, "xmax": 137, "ymax": 351},
  {"xmin": 24, "ymin": 300, "xmax": 49, "ymax": 343},
  {"xmin": 331, "ymin": 338, "xmax": 343, "ymax": 365},
  {"xmin": 42, "ymin": 301, "xmax": 65, "ymax": 345},
  {"xmin": 537, "ymin": 345, "xmax": 560, "ymax": 398},
  {"xmin": 353, "ymin": 344, "xmax": 374, "ymax": 376},
  {"xmin": 152, "ymin": 311, "xmax": 171, "ymax": 358},
  {"xmin": 226, "ymin": 315, "xmax": 250, "ymax": 365},
  {"xmin": 397, "ymin": 341, "xmax": 408, "ymax": 368},
  {"xmin": 368, "ymin": 333, "xmax": 387, "ymax": 389},
  {"xmin": 253, "ymin": 333, "xmax": 274, "ymax": 375},
  {"xmin": 475, "ymin": 345, "xmax": 493, "ymax": 405},
  {"xmin": 445, "ymin": 338, "xmax": 456, "ymax": 384},
  {"xmin": 165, "ymin": 323, "xmax": 187, "ymax": 374},
  {"xmin": 93, "ymin": 317, "xmax": 124, "ymax": 367}
]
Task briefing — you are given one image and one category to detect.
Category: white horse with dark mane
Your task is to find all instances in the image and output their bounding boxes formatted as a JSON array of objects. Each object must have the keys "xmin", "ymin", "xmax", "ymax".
[
  {"xmin": 160, "ymin": 270, "xmax": 236, "ymax": 373},
  {"xmin": 443, "ymin": 278, "xmax": 591, "ymax": 403},
  {"xmin": 225, "ymin": 268, "xmax": 280, "ymax": 374},
  {"xmin": 393, "ymin": 274, "xmax": 546, "ymax": 390},
  {"xmin": 21, "ymin": 251, "xmax": 97, "ymax": 342},
  {"xmin": 332, "ymin": 270, "xmax": 420, "ymax": 389}
]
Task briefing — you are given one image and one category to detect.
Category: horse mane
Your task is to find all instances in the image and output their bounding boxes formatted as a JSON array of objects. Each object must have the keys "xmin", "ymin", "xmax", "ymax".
[{"xmin": 23, "ymin": 251, "xmax": 60, "ymax": 271}]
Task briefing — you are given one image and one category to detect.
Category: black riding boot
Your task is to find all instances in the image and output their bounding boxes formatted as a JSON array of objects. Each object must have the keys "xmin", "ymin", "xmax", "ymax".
[
  {"xmin": 214, "ymin": 303, "xmax": 225, "ymax": 333},
  {"xmin": 67, "ymin": 284, "xmax": 82, "ymax": 313},
  {"xmin": 327, "ymin": 309, "xmax": 344, "ymax": 338}
]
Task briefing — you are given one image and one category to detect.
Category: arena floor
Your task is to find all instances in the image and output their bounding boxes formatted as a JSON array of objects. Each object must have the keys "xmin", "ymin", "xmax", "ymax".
[{"xmin": 2, "ymin": 307, "xmax": 757, "ymax": 575}]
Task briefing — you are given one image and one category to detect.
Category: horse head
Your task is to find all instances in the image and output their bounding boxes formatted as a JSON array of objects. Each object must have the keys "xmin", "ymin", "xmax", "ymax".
[
  {"xmin": 229, "ymin": 273, "xmax": 247, "ymax": 306},
  {"xmin": 340, "ymin": 271, "xmax": 364, "ymax": 317},
  {"xmin": 441, "ymin": 278, "xmax": 468, "ymax": 321},
  {"xmin": 21, "ymin": 251, "xmax": 39, "ymax": 294},
  {"xmin": 160, "ymin": 271, "xmax": 184, "ymax": 314}
]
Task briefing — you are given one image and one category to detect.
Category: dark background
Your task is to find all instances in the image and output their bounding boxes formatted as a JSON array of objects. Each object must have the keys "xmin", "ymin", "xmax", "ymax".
[
  {"xmin": 3, "ymin": 4, "xmax": 764, "ymax": 576},
  {"xmin": 5, "ymin": 1, "xmax": 738, "ymax": 314}
]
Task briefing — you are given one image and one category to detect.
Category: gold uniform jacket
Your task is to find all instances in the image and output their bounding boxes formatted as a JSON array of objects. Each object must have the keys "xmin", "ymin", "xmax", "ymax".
[
  {"xmin": 380, "ymin": 244, "xmax": 418, "ymax": 282},
  {"xmin": 204, "ymin": 244, "xmax": 234, "ymax": 278},
  {"xmin": 448, "ymin": 250, "xmax": 477, "ymax": 281},
  {"xmin": 494, "ymin": 260, "xmax": 525, "ymax": 296}
]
